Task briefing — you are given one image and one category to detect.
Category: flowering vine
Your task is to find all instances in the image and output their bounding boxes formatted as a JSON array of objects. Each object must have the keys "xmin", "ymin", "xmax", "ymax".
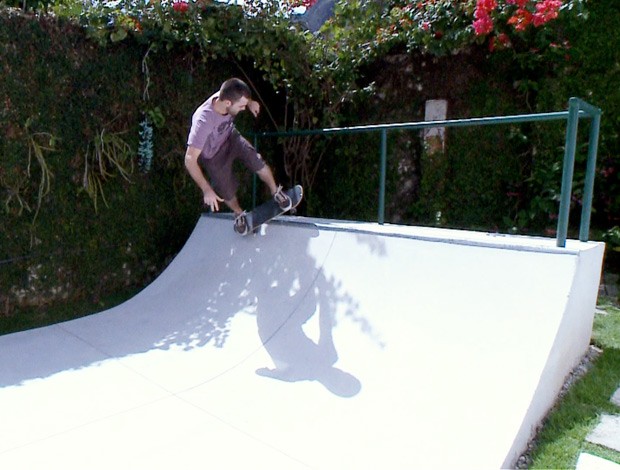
[
  {"xmin": 474, "ymin": 0, "xmax": 564, "ymax": 36},
  {"xmin": 371, "ymin": 0, "xmax": 567, "ymax": 56}
]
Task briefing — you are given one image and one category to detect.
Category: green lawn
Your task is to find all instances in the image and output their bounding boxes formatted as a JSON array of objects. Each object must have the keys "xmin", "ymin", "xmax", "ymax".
[{"xmin": 528, "ymin": 299, "xmax": 620, "ymax": 469}]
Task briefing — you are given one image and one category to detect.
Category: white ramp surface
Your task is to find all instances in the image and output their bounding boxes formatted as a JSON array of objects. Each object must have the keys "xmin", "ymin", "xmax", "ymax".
[{"xmin": 0, "ymin": 215, "xmax": 604, "ymax": 469}]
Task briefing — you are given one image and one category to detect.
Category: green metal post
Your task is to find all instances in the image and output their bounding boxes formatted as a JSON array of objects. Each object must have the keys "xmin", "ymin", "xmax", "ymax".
[
  {"xmin": 579, "ymin": 111, "xmax": 601, "ymax": 242},
  {"xmin": 556, "ymin": 98, "xmax": 580, "ymax": 248},
  {"xmin": 378, "ymin": 129, "xmax": 387, "ymax": 224}
]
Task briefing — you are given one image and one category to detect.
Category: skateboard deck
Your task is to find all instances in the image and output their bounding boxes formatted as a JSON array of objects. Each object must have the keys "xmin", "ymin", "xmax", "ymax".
[{"xmin": 244, "ymin": 185, "xmax": 303, "ymax": 235}]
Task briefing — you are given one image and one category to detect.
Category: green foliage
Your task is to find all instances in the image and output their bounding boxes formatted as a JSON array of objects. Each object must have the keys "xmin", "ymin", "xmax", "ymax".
[
  {"xmin": 1, "ymin": 0, "xmax": 53, "ymax": 12},
  {"xmin": 0, "ymin": 9, "xmax": 203, "ymax": 317},
  {"xmin": 81, "ymin": 128, "xmax": 134, "ymax": 211},
  {"xmin": 0, "ymin": 287, "xmax": 141, "ymax": 335},
  {"xmin": 534, "ymin": 0, "xmax": 620, "ymax": 233},
  {"xmin": 604, "ymin": 227, "xmax": 620, "ymax": 253},
  {"xmin": 377, "ymin": 0, "xmax": 477, "ymax": 56},
  {"xmin": 1, "ymin": 119, "xmax": 56, "ymax": 222},
  {"xmin": 24, "ymin": 120, "xmax": 57, "ymax": 232},
  {"xmin": 308, "ymin": 133, "xmax": 384, "ymax": 221}
]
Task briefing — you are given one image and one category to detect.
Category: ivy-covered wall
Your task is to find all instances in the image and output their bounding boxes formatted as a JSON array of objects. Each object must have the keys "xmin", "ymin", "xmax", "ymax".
[{"xmin": 0, "ymin": 10, "xmax": 237, "ymax": 324}]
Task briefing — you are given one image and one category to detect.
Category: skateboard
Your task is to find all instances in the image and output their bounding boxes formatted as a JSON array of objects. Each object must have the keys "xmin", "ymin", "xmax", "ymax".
[{"xmin": 243, "ymin": 185, "xmax": 303, "ymax": 235}]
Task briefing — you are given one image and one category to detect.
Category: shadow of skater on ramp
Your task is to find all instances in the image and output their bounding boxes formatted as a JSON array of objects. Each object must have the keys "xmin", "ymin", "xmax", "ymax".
[
  {"xmin": 163, "ymin": 214, "xmax": 364, "ymax": 397},
  {"xmin": 254, "ymin": 255, "xmax": 362, "ymax": 397}
]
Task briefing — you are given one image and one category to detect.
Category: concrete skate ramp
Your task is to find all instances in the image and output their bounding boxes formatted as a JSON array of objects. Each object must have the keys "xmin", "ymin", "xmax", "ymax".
[{"xmin": 0, "ymin": 215, "xmax": 605, "ymax": 469}]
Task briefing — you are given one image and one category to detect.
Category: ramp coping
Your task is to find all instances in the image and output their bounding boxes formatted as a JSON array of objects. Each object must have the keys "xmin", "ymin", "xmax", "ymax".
[{"xmin": 203, "ymin": 213, "xmax": 600, "ymax": 255}]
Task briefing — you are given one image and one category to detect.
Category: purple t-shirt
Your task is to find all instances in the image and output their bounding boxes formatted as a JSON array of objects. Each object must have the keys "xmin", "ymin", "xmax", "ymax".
[{"xmin": 187, "ymin": 93, "xmax": 234, "ymax": 160}]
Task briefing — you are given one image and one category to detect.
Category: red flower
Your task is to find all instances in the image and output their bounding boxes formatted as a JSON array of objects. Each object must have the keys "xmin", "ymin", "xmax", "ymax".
[
  {"xmin": 476, "ymin": 0, "xmax": 497, "ymax": 12},
  {"xmin": 473, "ymin": 0, "xmax": 498, "ymax": 36},
  {"xmin": 172, "ymin": 1, "xmax": 189, "ymax": 12},
  {"xmin": 508, "ymin": 8, "xmax": 533, "ymax": 31},
  {"xmin": 532, "ymin": 0, "xmax": 562, "ymax": 26},
  {"xmin": 498, "ymin": 33, "xmax": 511, "ymax": 46},
  {"xmin": 473, "ymin": 12, "xmax": 494, "ymax": 35},
  {"xmin": 489, "ymin": 32, "xmax": 512, "ymax": 52}
]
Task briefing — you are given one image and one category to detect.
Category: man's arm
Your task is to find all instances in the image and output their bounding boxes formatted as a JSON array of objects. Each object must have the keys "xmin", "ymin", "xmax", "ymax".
[
  {"xmin": 184, "ymin": 146, "xmax": 224, "ymax": 211},
  {"xmin": 247, "ymin": 99, "xmax": 260, "ymax": 118}
]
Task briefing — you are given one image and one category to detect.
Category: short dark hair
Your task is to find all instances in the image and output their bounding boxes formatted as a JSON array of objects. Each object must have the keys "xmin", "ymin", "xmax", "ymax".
[{"xmin": 219, "ymin": 78, "xmax": 251, "ymax": 103}]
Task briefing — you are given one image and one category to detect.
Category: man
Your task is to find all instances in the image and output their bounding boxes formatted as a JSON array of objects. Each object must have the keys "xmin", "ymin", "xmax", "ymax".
[{"xmin": 184, "ymin": 78, "xmax": 291, "ymax": 234}]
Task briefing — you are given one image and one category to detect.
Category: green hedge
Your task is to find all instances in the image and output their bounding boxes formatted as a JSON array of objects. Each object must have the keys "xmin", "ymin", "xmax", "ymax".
[
  {"xmin": 538, "ymin": 0, "xmax": 620, "ymax": 231},
  {"xmin": 0, "ymin": 10, "xmax": 233, "ymax": 324}
]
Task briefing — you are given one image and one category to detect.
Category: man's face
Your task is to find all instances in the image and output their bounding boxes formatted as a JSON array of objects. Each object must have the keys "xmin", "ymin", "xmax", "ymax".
[{"xmin": 226, "ymin": 96, "xmax": 249, "ymax": 117}]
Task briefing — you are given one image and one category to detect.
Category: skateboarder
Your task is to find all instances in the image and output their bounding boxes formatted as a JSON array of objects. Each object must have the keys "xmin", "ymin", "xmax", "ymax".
[{"xmin": 184, "ymin": 78, "xmax": 292, "ymax": 235}]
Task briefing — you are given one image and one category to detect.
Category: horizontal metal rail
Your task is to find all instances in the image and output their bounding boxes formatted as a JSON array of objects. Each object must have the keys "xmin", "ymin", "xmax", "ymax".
[
  {"xmin": 254, "ymin": 111, "xmax": 587, "ymax": 138},
  {"xmin": 252, "ymin": 98, "xmax": 601, "ymax": 248}
]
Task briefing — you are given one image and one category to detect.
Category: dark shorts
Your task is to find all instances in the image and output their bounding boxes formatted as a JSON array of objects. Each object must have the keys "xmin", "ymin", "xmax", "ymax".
[{"xmin": 198, "ymin": 129, "xmax": 266, "ymax": 201}]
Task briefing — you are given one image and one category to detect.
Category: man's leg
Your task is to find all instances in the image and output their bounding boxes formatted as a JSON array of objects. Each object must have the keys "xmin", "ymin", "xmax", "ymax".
[
  {"xmin": 255, "ymin": 165, "xmax": 278, "ymax": 195},
  {"xmin": 256, "ymin": 165, "xmax": 292, "ymax": 211},
  {"xmin": 226, "ymin": 196, "xmax": 249, "ymax": 235},
  {"xmin": 232, "ymin": 130, "xmax": 291, "ymax": 210},
  {"xmin": 224, "ymin": 197, "xmax": 244, "ymax": 215}
]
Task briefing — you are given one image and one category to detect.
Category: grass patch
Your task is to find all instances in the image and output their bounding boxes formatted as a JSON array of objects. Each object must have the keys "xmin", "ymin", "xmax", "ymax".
[{"xmin": 529, "ymin": 300, "xmax": 620, "ymax": 469}]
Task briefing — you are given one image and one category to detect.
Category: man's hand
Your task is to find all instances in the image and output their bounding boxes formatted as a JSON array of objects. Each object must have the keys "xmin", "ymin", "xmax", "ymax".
[
  {"xmin": 184, "ymin": 146, "xmax": 224, "ymax": 211},
  {"xmin": 203, "ymin": 188, "xmax": 224, "ymax": 212},
  {"xmin": 247, "ymin": 100, "xmax": 260, "ymax": 118}
]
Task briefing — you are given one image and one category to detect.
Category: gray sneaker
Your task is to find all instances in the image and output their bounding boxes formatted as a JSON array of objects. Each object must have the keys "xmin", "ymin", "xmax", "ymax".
[
  {"xmin": 273, "ymin": 185, "xmax": 292, "ymax": 211},
  {"xmin": 234, "ymin": 211, "xmax": 248, "ymax": 235}
]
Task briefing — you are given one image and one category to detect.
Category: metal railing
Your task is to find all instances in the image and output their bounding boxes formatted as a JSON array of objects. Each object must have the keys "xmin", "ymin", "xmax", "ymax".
[{"xmin": 252, "ymin": 97, "xmax": 601, "ymax": 248}]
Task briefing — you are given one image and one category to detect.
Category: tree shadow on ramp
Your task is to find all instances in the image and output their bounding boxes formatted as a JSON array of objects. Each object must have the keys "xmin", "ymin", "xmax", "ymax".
[
  {"xmin": 0, "ymin": 216, "xmax": 367, "ymax": 399},
  {"xmin": 158, "ymin": 217, "xmax": 363, "ymax": 397}
]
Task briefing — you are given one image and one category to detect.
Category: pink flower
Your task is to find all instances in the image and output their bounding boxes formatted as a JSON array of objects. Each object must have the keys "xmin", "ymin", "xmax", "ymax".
[
  {"xmin": 172, "ymin": 0, "xmax": 189, "ymax": 12},
  {"xmin": 498, "ymin": 33, "xmax": 511, "ymax": 45},
  {"xmin": 474, "ymin": 0, "xmax": 563, "ymax": 37},
  {"xmin": 477, "ymin": 0, "xmax": 497, "ymax": 12},
  {"xmin": 474, "ymin": 12, "xmax": 494, "ymax": 35},
  {"xmin": 532, "ymin": 0, "xmax": 562, "ymax": 26},
  {"xmin": 473, "ymin": 0, "xmax": 498, "ymax": 35}
]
